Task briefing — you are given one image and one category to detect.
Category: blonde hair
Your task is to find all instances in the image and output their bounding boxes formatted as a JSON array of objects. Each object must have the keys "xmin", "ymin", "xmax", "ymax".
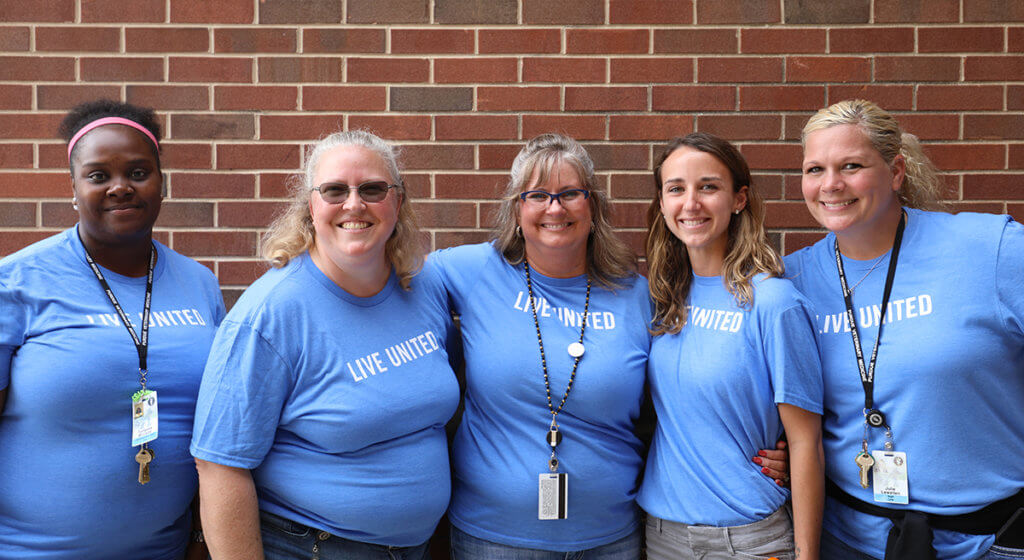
[
  {"xmin": 802, "ymin": 99, "xmax": 946, "ymax": 211},
  {"xmin": 646, "ymin": 133, "xmax": 783, "ymax": 336},
  {"xmin": 260, "ymin": 130, "xmax": 423, "ymax": 290},
  {"xmin": 491, "ymin": 133, "xmax": 636, "ymax": 289}
]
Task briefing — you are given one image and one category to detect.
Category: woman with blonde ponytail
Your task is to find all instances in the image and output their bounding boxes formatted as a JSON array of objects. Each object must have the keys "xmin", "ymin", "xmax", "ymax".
[
  {"xmin": 786, "ymin": 99, "xmax": 1024, "ymax": 560},
  {"xmin": 639, "ymin": 133, "xmax": 825, "ymax": 560}
]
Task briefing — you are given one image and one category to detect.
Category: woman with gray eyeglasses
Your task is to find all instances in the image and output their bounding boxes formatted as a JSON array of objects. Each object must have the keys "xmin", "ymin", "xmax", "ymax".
[{"xmin": 190, "ymin": 130, "xmax": 459, "ymax": 560}]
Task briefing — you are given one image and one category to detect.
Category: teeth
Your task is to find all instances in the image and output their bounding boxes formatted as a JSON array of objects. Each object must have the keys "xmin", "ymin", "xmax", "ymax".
[
  {"xmin": 822, "ymin": 200, "xmax": 855, "ymax": 208},
  {"xmin": 681, "ymin": 219, "xmax": 706, "ymax": 226},
  {"xmin": 540, "ymin": 223, "xmax": 569, "ymax": 230},
  {"xmin": 340, "ymin": 222, "xmax": 370, "ymax": 229}
]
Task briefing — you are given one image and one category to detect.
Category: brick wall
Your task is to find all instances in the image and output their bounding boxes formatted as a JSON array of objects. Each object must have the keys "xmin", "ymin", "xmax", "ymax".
[{"xmin": 2, "ymin": 0, "xmax": 1022, "ymax": 304}]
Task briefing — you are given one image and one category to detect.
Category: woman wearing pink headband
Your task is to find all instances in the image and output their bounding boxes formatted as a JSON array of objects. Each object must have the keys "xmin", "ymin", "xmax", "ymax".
[{"xmin": 0, "ymin": 99, "xmax": 225, "ymax": 559}]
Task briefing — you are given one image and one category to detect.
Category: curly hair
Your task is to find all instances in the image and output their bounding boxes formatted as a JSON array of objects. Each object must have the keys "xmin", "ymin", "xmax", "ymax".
[{"xmin": 58, "ymin": 99, "xmax": 161, "ymax": 172}]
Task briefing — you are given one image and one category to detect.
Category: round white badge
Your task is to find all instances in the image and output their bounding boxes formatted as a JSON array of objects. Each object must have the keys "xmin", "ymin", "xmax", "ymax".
[{"xmin": 567, "ymin": 342, "xmax": 585, "ymax": 358}]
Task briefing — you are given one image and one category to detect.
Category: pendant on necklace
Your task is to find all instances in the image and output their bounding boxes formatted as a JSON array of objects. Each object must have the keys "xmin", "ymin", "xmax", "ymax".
[{"xmin": 567, "ymin": 342, "xmax": 585, "ymax": 358}]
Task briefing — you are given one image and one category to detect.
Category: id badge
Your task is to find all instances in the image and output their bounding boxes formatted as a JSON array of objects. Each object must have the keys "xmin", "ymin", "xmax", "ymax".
[
  {"xmin": 131, "ymin": 390, "xmax": 159, "ymax": 446},
  {"xmin": 871, "ymin": 450, "xmax": 909, "ymax": 505},
  {"xmin": 538, "ymin": 473, "xmax": 568, "ymax": 520}
]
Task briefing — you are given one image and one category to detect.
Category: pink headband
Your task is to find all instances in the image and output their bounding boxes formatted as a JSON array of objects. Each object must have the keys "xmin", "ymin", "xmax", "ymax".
[{"xmin": 66, "ymin": 117, "xmax": 160, "ymax": 161}]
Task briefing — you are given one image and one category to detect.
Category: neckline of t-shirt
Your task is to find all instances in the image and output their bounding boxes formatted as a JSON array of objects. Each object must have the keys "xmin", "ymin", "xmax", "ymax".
[
  {"xmin": 690, "ymin": 273, "xmax": 723, "ymax": 287},
  {"xmin": 300, "ymin": 252, "xmax": 397, "ymax": 306},
  {"xmin": 518, "ymin": 262, "xmax": 589, "ymax": 289},
  {"xmin": 67, "ymin": 225, "xmax": 167, "ymax": 286}
]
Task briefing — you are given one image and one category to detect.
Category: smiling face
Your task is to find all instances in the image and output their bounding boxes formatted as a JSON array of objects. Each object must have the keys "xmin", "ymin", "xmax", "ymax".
[
  {"xmin": 309, "ymin": 144, "xmax": 401, "ymax": 278},
  {"xmin": 517, "ymin": 158, "xmax": 593, "ymax": 277},
  {"xmin": 802, "ymin": 124, "xmax": 905, "ymax": 253},
  {"xmin": 71, "ymin": 124, "xmax": 162, "ymax": 251},
  {"xmin": 658, "ymin": 146, "xmax": 747, "ymax": 276}
]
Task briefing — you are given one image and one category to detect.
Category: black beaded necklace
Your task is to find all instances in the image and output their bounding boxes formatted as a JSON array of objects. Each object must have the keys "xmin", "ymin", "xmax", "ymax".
[{"xmin": 524, "ymin": 262, "xmax": 591, "ymax": 472}]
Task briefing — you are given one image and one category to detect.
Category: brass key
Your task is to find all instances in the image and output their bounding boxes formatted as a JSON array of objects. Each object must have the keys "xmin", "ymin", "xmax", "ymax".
[
  {"xmin": 136, "ymin": 448, "xmax": 153, "ymax": 485},
  {"xmin": 855, "ymin": 452, "xmax": 874, "ymax": 489}
]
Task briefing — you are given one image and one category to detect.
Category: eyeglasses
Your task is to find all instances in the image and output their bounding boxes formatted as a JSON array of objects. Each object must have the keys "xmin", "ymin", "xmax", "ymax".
[
  {"xmin": 313, "ymin": 181, "xmax": 398, "ymax": 204},
  {"xmin": 518, "ymin": 189, "xmax": 590, "ymax": 207}
]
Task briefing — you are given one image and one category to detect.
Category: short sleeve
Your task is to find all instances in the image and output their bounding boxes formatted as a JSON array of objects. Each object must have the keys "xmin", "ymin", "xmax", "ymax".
[
  {"xmin": 0, "ymin": 279, "xmax": 26, "ymax": 390},
  {"xmin": 996, "ymin": 219, "xmax": 1024, "ymax": 337},
  {"xmin": 0, "ymin": 346, "xmax": 12, "ymax": 390},
  {"xmin": 764, "ymin": 300, "xmax": 825, "ymax": 415},
  {"xmin": 190, "ymin": 320, "xmax": 294, "ymax": 468}
]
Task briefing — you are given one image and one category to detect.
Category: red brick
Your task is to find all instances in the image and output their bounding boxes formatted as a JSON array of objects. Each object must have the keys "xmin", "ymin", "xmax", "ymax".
[
  {"xmin": 609, "ymin": 0, "xmax": 692, "ymax": 23},
  {"xmin": 391, "ymin": 29, "xmax": 474, "ymax": 54},
  {"xmin": 698, "ymin": 0, "xmax": 780, "ymax": 23},
  {"xmin": 654, "ymin": 29, "xmax": 738, "ymax": 54},
  {"xmin": 434, "ymin": 231, "xmax": 491, "ymax": 248},
  {"xmin": 1012, "ymin": 145, "xmax": 1024, "ymax": 169},
  {"xmin": 169, "ymin": 173, "xmax": 256, "ymax": 198},
  {"xmin": 947, "ymin": 201, "xmax": 1007, "ymax": 214},
  {"xmin": 0, "ymin": 232, "xmax": 55, "ymax": 256},
  {"xmin": 917, "ymin": 85, "xmax": 1003, "ymax": 111},
  {"xmin": 610, "ymin": 201, "xmax": 648, "ymax": 228},
  {"xmin": 162, "ymin": 143, "xmax": 213, "ymax": 170},
  {"xmin": 217, "ymin": 259, "xmax": 271, "ymax": 285},
  {"xmin": 919, "ymin": 27, "xmax": 1004, "ymax": 53},
  {"xmin": 170, "ymin": 0, "xmax": 254, "ymax": 23},
  {"xmin": 126, "ymin": 85, "xmax": 208, "ymax": 111},
  {"xmin": 523, "ymin": 58, "xmax": 606, "ymax": 84},
  {"xmin": 652, "ymin": 85, "xmax": 736, "ymax": 111},
  {"xmin": 523, "ymin": 0, "xmax": 603, "ymax": 24},
  {"xmin": 260, "ymin": 57, "xmax": 342, "ymax": 83},
  {"xmin": 698, "ymin": 57, "xmax": 782, "ymax": 83},
  {"xmin": 740, "ymin": 28, "xmax": 825, "ymax": 54},
  {"xmin": 477, "ymin": 86, "xmax": 561, "ymax": 112},
  {"xmin": 787, "ymin": 56, "xmax": 870, "ymax": 83},
  {"xmin": 783, "ymin": 174, "xmax": 804, "ymax": 200},
  {"xmin": 1010, "ymin": 86, "xmax": 1024, "ymax": 110},
  {"xmin": 0, "ymin": 114, "xmax": 64, "ymax": 140},
  {"xmin": 607, "ymin": 173, "xmax": 652, "ymax": 200},
  {"xmin": 522, "ymin": 115, "xmax": 606, "ymax": 141},
  {"xmin": 82, "ymin": 57, "xmax": 166, "ymax": 82},
  {"xmin": 302, "ymin": 85, "xmax": 386, "ymax": 111},
  {"xmin": 874, "ymin": 56, "xmax": 960, "ymax": 82},
  {"xmin": 751, "ymin": 173, "xmax": 785, "ymax": 200},
  {"xmin": 829, "ymin": 28, "xmax": 913, "ymax": 53},
  {"xmin": 783, "ymin": 115, "xmax": 817, "ymax": 141},
  {"xmin": 399, "ymin": 173, "xmax": 430, "ymax": 199},
  {"xmin": 401, "ymin": 144, "xmax": 475, "ymax": 170},
  {"xmin": 610, "ymin": 115, "xmax": 693, "ymax": 141},
  {"xmin": 175, "ymin": 231, "xmax": 257, "ymax": 257},
  {"xmin": 345, "ymin": 115, "xmax": 431, "ymax": 140},
  {"xmin": 0, "ymin": 0, "xmax": 74, "ymax": 22},
  {"xmin": 0, "ymin": 56, "xmax": 75, "ymax": 81},
  {"xmin": 435, "ymin": 115, "xmax": 518, "ymax": 141},
  {"xmin": 169, "ymin": 57, "xmax": 251, "ymax": 83},
  {"xmin": 347, "ymin": 57, "xmax": 429, "ymax": 83},
  {"xmin": 215, "ymin": 86, "xmax": 298, "ymax": 111},
  {"xmin": 566, "ymin": 29, "xmax": 649, "ymax": 54},
  {"xmin": 479, "ymin": 29, "xmax": 561, "ymax": 54},
  {"xmin": 302, "ymin": 28, "xmax": 384, "ymax": 53},
  {"xmin": 740, "ymin": 86, "xmax": 824, "ymax": 111},
  {"xmin": 36, "ymin": 26, "xmax": 119, "ymax": 52},
  {"xmin": 0, "ymin": 172, "xmax": 69, "ymax": 197},
  {"xmin": 259, "ymin": 0, "xmax": 343, "ymax": 24},
  {"xmin": 926, "ymin": 144, "xmax": 1005, "ymax": 171},
  {"xmin": 965, "ymin": 56, "xmax": 1024, "ymax": 81},
  {"xmin": 827, "ymin": 85, "xmax": 913, "ymax": 110},
  {"xmin": 434, "ymin": 0, "xmax": 517, "ymax": 24},
  {"xmin": 1012, "ymin": 28, "xmax": 1024, "ymax": 52},
  {"xmin": 0, "ymin": 144, "xmax": 33, "ymax": 170},
  {"xmin": 874, "ymin": 0, "xmax": 958, "ymax": 22},
  {"xmin": 697, "ymin": 114, "xmax": 781, "ymax": 141},
  {"xmin": 170, "ymin": 114, "xmax": 255, "ymax": 140},
  {"xmin": 1011, "ymin": 203, "xmax": 1024, "ymax": 223},
  {"xmin": 126, "ymin": 28, "xmax": 209, "ymax": 53},
  {"xmin": 37, "ymin": 85, "xmax": 122, "ymax": 110},
  {"xmin": 890, "ymin": 113, "xmax": 959, "ymax": 140},
  {"xmin": 782, "ymin": 231, "xmax": 827, "ymax": 254},
  {"xmin": 260, "ymin": 114, "xmax": 347, "ymax": 141},
  {"xmin": 964, "ymin": 115, "xmax": 1024, "ymax": 140},
  {"xmin": 346, "ymin": 0, "xmax": 428, "ymax": 24},
  {"xmin": 0, "ymin": 202, "xmax": 37, "ymax": 226},
  {"xmin": 963, "ymin": 174, "xmax": 1024, "ymax": 199},
  {"xmin": 38, "ymin": 144, "xmax": 69, "ymax": 169},
  {"xmin": 435, "ymin": 173, "xmax": 507, "ymax": 198},
  {"xmin": 0, "ymin": 26, "xmax": 30, "ymax": 50},
  {"xmin": 217, "ymin": 201, "xmax": 287, "ymax": 227},
  {"xmin": 154, "ymin": 201, "xmax": 215, "ymax": 227},
  {"xmin": 478, "ymin": 144, "xmax": 523, "ymax": 170},
  {"xmin": 584, "ymin": 143, "xmax": 651, "ymax": 170},
  {"xmin": 786, "ymin": 0, "xmax": 869, "ymax": 23},
  {"xmin": 739, "ymin": 144, "xmax": 802, "ymax": 171},
  {"xmin": 82, "ymin": 0, "xmax": 165, "ymax": 22},
  {"xmin": 565, "ymin": 87, "xmax": 647, "ymax": 112},
  {"xmin": 217, "ymin": 144, "xmax": 300, "ymax": 170},
  {"xmin": 964, "ymin": 0, "xmax": 1024, "ymax": 22},
  {"xmin": 764, "ymin": 201, "xmax": 820, "ymax": 228},
  {"xmin": 213, "ymin": 28, "xmax": 296, "ymax": 53},
  {"xmin": 415, "ymin": 201, "xmax": 477, "ymax": 228},
  {"xmin": 391, "ymin": 87, "xmax": 473, "ymax": 111},
  {"xmin": 435, "ymin": 58, "xmax": 519, "ymax": 84},
  {"xmin": 610, "ymin": 57, "xmax": 693, "ymax": 83},
  {"xmin": 35, "ymin": 201, "xmax": 78, "ymax": 227}
]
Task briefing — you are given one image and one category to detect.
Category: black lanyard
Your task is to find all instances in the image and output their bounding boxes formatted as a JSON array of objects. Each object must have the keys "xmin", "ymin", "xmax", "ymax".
[
  {"xmin": 833, "ymin": 212, "xmax": 906, "ymax": 429},
  {"xmin": 79, "ymin": 232, "xmax": 155, "ymax": 383}
]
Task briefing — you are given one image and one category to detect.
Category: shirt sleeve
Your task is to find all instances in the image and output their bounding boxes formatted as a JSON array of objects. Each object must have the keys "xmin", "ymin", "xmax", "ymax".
[
  {"xmin": 190, "ymin": 319, "xmax": 294, "ymax": 468},
  {"xmin": 0, "ymin": 346, "xmax": 12, "ymax": 391},
  {"xmin": 996, "ymin": 218, "xmax": 1024, "ymax": 338},
  {"xmin": 764, "ymin": 299, "xmax": 825, "ymax": 415},
  {"xmin": 0, "ymin": 278, "xmax": 26, "ymax": 390}
]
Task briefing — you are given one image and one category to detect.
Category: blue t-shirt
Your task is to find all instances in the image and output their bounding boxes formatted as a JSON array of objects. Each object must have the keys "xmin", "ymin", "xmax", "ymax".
[
  {"xmin": 785, "ymin": 208, "xmax": 1024, "ymax": 560},
  {"xmin": 0, "ymin": 227, "xmax": 225, "ymax": 560},
  {"xmin": 190, "ymin": 253, "xmax": 460, "ymax": 547},
  {"xmin": 432, "ymin": 243, "xmax": 652, "ymax": 551},
  {"xmin": 638, "ymin": 274, "xmax": 823, "ymax": 526}
]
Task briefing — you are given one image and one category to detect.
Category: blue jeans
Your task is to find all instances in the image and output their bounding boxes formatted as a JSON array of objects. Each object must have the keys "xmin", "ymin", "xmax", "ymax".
[
  {"xmin": 449, "ymin": 524, "xmax": 641, "ymax": 559},
  {"xmin": 260, "ymin": 510, "xmax": 430, "ymax": 560},
  {"xmin": 821, "ymin": 529, "xmax": 1024, "ymax": 560}
]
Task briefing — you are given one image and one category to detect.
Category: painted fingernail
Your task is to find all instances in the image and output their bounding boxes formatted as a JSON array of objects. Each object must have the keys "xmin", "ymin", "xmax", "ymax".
[
  {"xmin": 761, "ymin": 467, "xmax": 770, "ymax": 474},
  {"xmin": 758, "ymin": 450, "xmax": 768, "ymax": 457},
  {"xmin": 752, "ymin": 457, "xmax": 762, "ymax": 465}
]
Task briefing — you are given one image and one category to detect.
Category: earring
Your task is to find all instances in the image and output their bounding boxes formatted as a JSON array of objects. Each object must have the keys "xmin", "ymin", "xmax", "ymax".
[
  {"xmin": 72, "ymin": 197, "xmax": 79, "ymax": 211},
  {"xmin": 734, "ymin": 209, "xmax": 741, "ymax": 215},
  {"xmin": 515, "ymin": 225, "xmax": 522, "ymax": 237}
]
